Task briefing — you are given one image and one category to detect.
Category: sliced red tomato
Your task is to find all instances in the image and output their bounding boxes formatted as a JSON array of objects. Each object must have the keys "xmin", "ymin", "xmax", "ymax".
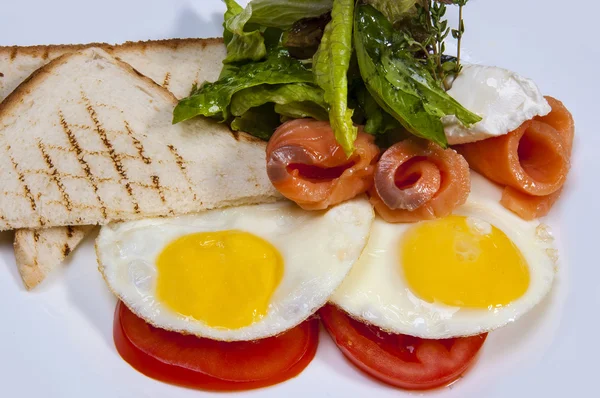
[
  {"xmin": 319, "ymin": 304, "xmax": 487, "ymax": 390},
  {"xmin": 114, "ymin": 301, "xmax": 319, "ymax": 391}
]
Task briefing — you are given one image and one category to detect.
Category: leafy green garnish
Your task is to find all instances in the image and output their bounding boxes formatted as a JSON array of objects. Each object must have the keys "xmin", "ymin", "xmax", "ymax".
[
  {"xmin": 313, "ymin": 0, "xmax": 356, "ymax": 155},
  {"xmin": 175, "ymin": 0, "xmax": 479, "ymax": 151},
  {"xmin": 381, "ymin": 51, "xmax": 480, "ymax": 124},
  {"xmin": 275, "ymin": 102, "xmax": 329, "ymax": 121},
  {"xmin": 364, "ymin": 0, "xmax": 421, "ymax": 24},
  {"xmin": 354, "ymin": 4, "xmax": 480, "ymax": 147},
  {"xmin": 230, "ymin": 83, "xmax": 327, "ymax": 117},
  {"xmin": 223, "ymin": 0, "xmax": 267, "ymax": 64},
  {"xmin": 397, "ymin": 0, "xmax": 471, "ymax": 86},
  {"xmin": 247, "ymin": 0, "xmax": 334, "ymax": 30},
  {"xmin": 173, "ymin": 49, "xmax": 313, "ymax": 124},
  {"xmin": 451, "ymin": 0, "xmax": 468, "ymax": 76},
  {"xmin": 354, "ymin": 83, "xmax": 401, "ymax": 135},
  {"xmin": 231, "ymin": 103, "xmax": 281, "ymax": 140}
]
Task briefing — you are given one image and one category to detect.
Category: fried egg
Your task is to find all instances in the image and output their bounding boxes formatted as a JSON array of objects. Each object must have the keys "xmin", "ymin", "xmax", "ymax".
[
  {"xmin": 330, "ymin": 173, "xmax": 557, "ymax": 339},
  {"xmin": 97, "ymin": 198, "xmax": 374, "ymax": 341}
]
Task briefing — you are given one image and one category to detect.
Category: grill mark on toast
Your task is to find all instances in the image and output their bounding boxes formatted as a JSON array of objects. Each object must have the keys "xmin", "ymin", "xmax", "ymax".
[
  {"xmin": 151, "ymin": 175, "xmax": 167, "ymax": 204},
  {"xmin": 42, "ymin": 48, "xmax": 50, "ymax": 60},
  {"xmin": 82, "ymin": 93, "xmax": 140, "ymax": 214},
  {"xmin": 66, "ymin": 225, "xmax": 74, "ymax": 238},
  {"xmin": 123, "ymin": 122, "xmax": 171, "ymax": 212},
  {"xmin": 63, "ymin": 243, "xmax": 71, "ymax": 257},
  {"xmin": 33, "ymin": 230, "xmax": 40, "ymax": 243},
  {"xmin": 2, "ymin": 177, "xmax": 189, "ymax": 209},
  {"xmin": 9, "ymin": 168, "xmax": 114, "ymax": 185},
  {"xmin": 162, "ymin": 72, "xmax": 171, "ymax": 89},
  {"xmin": 167, "ymin": 144, "xmax": 197, "ymax": 201},
  {"xmin": 9, "ymin": 47, "xmax": 17, "ymax": 61},
  {"xmin": 59, "ymin": 110, "xmax": 108, "ymax": 219},
  {"xmin": 124, "ymin": 122, "xmax": 151, "ymax": 164},
  {"xmin": 38, "ymin": 141, "xmax": 73, "ymax": 211},
  {"xmin": 7, "ymin": 145, "xmax": 38, "ymax": 213}
]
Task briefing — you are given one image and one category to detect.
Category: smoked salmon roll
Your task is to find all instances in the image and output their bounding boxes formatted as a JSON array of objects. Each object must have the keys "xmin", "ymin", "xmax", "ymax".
[
  {"xmin": 266, "ymin": 119, "xmax": 380, "ymax": 210},
  {"xmin": 456, "ymin": 97, "xmax": 574, "ymax": 220},
  {"xmin": 370, "ymin": 139, "xmax": 470, "ymax": 222},
  {"xmin": 500, "ymin": 188, "xmax": 563, "ymax": 221}
]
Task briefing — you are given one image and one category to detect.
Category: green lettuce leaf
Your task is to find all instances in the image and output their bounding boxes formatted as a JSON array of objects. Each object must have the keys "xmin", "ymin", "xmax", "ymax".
[
  {"xmin": 173, "ymin": 49, "xmax": 314, "ymax": 124},
  {"xmin": 247, "ymin": 0, "xmax": 334, "ymax": 30},
  {"xmin": 364, "ymin": 0, "xmax": 421, "ymax": 24},
  {"xmin": 355, "ymin": 83, "xmax": 401, "ymax": 134},
  {"xmin": 381, "ymin": 52, "xmax": 481, "ymax": 125},
  {"xmin": 230, "ymin": 83, "xmax": 327, "ymax": 116},
  {"xmin": 223, "ymin": 0, "xmax": 244, "ymax": 45},
  {"xmin": 354, "ymin": 4, "xmax": 480, "ymax": 147},
  {"xmin": 313, "ymin": 0, "xmax": 356, "ymax": 155},
  {"xmin": 223, "ymin": 0, "xmax": 266, "ymax": 64},
  {"xmin": 222, "ymin": 0, "xmax": 333, "ymax": 62},
  {"xmin": 275, "ymin": 102, "xmax": 329, "ymax": 121},
  {"xmin": 231, "ymin": 104, "xmax": 281, "ymax": 140}
]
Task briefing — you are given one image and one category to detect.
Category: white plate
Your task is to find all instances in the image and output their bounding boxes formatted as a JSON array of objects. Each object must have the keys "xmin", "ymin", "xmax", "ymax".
[{"xmin": 0, "ymin": 1, "xmax": 597, "ymax": 397}]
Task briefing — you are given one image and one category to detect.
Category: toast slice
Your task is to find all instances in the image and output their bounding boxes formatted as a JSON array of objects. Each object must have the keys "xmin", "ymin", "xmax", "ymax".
[
  {"xmin": 0, "ymin": 38, "xmax": 227, "ymax": 289},
  {"xmin": 13, "ymin": 226, "xmax": 95, "ymax": 288},
  {"xmin": 0, "ymin": 47, "xmax": 279, "ymax": 261},
  {"xmin": 0, "ymin": 38, "xmax": 225, "ymax": 101}
]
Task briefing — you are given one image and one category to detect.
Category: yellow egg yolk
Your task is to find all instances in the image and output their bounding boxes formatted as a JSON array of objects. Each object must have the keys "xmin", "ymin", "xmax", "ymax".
[
  {"xmin": 156, "ymin": 230, "xmax": 283, "ymax": 329},
  {"xmin": 401, "ymin": 216, "xmax": 529, "ymax": 308}
]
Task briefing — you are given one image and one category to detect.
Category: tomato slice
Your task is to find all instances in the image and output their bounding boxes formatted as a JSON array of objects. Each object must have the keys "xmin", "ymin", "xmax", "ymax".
[
  {"xmin": 319, "ymin": 304, "xmax": 487, "ymax": 390},
  {"xmin": 114, "ymin": 301, "xmax": 319, "ymax": 391}
]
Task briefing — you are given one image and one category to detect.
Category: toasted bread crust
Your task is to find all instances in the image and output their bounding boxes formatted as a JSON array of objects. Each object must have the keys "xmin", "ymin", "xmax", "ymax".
[{"xmin": 0, "ymin": 37, "xmax": 223, "ymax": 59}]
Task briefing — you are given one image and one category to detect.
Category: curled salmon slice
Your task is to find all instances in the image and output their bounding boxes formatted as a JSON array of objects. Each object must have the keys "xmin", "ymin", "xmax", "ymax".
[
  {"xmin": 370, "ymin": 139, "xmax": 470, "ymax": 222},
  {"xmin": 500, "ymin": 187, "xmax": 563, "ymax": 221},
  {"xmin": 456, "ymin": 120, "xmax": 568, "ymax": 196},
  {"xmin": 457, "ymin": 96, "xmax": 574, "ymax": 219},
  {"xmin": 266, "ymin": 119, "xmax": 380, "ymax": 210},
  {"xmin": 536, "ymin": 97, "xmax": 574, "ymax": 154}
]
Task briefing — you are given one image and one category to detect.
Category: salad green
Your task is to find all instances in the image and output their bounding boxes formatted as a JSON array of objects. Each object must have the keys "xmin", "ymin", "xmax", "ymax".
[
  {"xmin": 246, "ymin": 0, "xmax": 334, "ymax": 30},
  {"xmin": 313, "ymin": 0, "xmax": 356, "ymax": 155},
  {"xmin": 355, "ymin": 4, "xmax": 479, "ymax": 147},
  {"xmin": 173, "ymin": 48, "xmax": 313, "ymax": 123},
  {"xmin": 223, "ymin": 0, "xmax": 266, "ymax": 63},
  {"xmin": 230, "ymin": 83, "xmax": 327, "ymax": 118},
  {"xmin": 174, "ymin": 0, "xmax": 481, "ymax": 154}
]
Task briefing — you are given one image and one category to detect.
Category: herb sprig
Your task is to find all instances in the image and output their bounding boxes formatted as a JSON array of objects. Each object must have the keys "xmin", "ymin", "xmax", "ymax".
[
  {"xmin": 400, "ymin": 0, "xmax": 470, "ymax": 89},
  {"xmin": 451, "ymin": 0, "xmax": 468, "ymax": 76}
]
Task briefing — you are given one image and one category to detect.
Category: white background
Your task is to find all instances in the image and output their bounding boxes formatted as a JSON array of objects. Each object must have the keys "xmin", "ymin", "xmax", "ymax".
[{"xmin": 0, "ymin": 0, "xmax": 598, "ymax": 397}]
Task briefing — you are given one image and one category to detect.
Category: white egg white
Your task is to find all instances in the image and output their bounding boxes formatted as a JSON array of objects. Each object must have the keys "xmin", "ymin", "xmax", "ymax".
[
  {"xmin": 442, "ymin": 64, "xmax": 551, "ymax": 145},
  {"xmin": 330, "ymin": 173, "xmax": 557, "ymax": 339},
  {"xmin": 96, "ymin": 197, "xmax": 374, "ymax": 341}
]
